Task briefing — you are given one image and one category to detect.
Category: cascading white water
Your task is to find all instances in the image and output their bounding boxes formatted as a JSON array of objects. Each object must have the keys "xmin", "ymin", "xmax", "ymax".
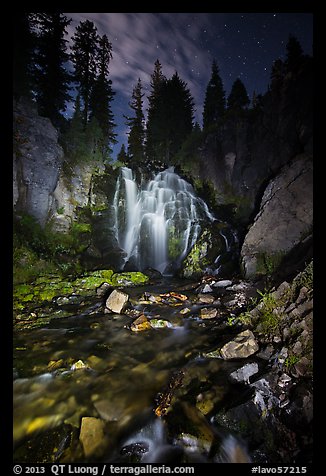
[{"xmin": 113, "ymin": 167, "xmax": 215, "ymax": 274}]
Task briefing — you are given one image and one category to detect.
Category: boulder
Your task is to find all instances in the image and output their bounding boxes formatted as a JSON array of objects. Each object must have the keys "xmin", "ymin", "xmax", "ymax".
[
  {"xmin": 105, "ymin": 289, "xmax": 129, "ymax": 314},
  {"xmin": 213, "ymin": 280, "xmax": 233, "ymax": 288},
  {"xmin": 220, "ymin": 330, "xmax": 259, "ymax": 360},
  {"xmin": 130, "ymin": 315, "xmax": 152, "ymax": 332},
  {"xmin": 79, "ymin": 417, "xmax": 105, "ymax": 458},
  {"xmin": 241, "ymin": 154, "xmax": 313, "ymax": 279},
  {"xmin": 200, "ymin": 308, "xmax": 218, "ymax": 319},
  {"xmin": 230, "ymin": 363, "xmax": 259, "ymax": 384},
  {"xmin": 179, "ymin": 224, "xmax": 225, "ymax": 279}
]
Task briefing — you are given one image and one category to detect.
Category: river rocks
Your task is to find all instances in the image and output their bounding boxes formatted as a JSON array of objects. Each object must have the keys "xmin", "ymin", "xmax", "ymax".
[
  {"xmin": 213, "ymin": 280, "xmax": 233, "ymax": 288},
  {"xmin": 96, "ymin": 282, "xmax": 112, "ymax": 298},
  {"xmin": 79, "ymin": 417, "xmax": 106, "ymax": 458},
  {"xmin": 105, "ymin": 289, "xmax": 129, "ymax": 314},
  {"xmin": 130, "ymin": 315, "xmax": 152, "ymax": 332},
  {"xmin": 71, "ymin": 360, "xmax": 88, "ymax": 371},
  {"xmin": 200, "ymin": 308, "xmax": 218, "ymax": 319},
  {"xmin": 241, "ymin": 154, "xmax": 313, "ymax": 279},
  {"xmin": 197, "ymin": 294, "xmax": 215, "ymax": 304},
  {"xmin": 229, "ymin": 362, "xmax": 259, "ymax": 384},
  {"xmin": 220, "ymin": 330, "xmax": 259, "ymax": 360}
]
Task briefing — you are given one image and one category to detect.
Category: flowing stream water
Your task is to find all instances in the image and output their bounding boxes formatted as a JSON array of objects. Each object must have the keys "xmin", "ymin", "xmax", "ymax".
[{"xmin": 13, "ymin": 279, "xmax": 255, "ymax": 463}]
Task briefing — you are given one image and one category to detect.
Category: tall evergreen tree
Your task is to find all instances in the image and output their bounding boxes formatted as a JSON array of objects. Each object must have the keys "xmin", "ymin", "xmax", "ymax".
[
  {"xmin": 62, "ymin": 94, "xmax": 88, "ymax": 163},
  {"xmin": 13, "ymin": 12, "xmax": 36, "ymax": 98},
  {"xmin": 285, "ymin": 35, "xmax": 304, "ymax": 73},
  {"xmin": 270, "ymin": 59, "xmax": 286, "ymax": 91},
  {"xmin": 227, "ymin": 78, "xmax": 250, "ymax": 111},
  {"xmin": 125, "ymin": 78, "xmax": 145, "ymax": 163},
  {"xmin": 149, "ymin": 72, "xmax": 194, "ymax": 163},
  {"xmin": 117, "ymin": 143, "xmax": 129, "ymax": 163},
  {"xmin": 32, "ymin": 13, "xmax": 72, "ymax": 127},
  {"xmin": 203, "ymin": 60, "xmax": 225, "ymax": 130},
  {"xmin": 146, "ymin": 59, "xmax": 166, "ymax": 161},
  {"xmin": 89, "ymin": 34, "xmax": 116, "ymax": 160},
  {"xmin": 71, "ymin": 20, "xmax": 99, "ymax": 124}
]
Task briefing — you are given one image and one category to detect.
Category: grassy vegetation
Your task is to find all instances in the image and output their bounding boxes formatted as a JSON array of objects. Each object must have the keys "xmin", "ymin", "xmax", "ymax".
[
  {"xmin": 13, "ymin": 213, "xmax": 91, "ymax": 284},
  {"xmin": 256, "ymin": 251, "xmax": 286, "ymax": 278}
]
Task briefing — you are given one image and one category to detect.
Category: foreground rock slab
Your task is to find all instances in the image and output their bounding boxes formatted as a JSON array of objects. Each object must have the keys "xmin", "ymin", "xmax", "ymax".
[
  {"xmin": 105, "ymin": 289, "xmax": 129, "ymax": 314},
  {"xmin": 220, "ymin": 330, "xmax": 259, "ymax": 360},
  {"xmin": 79, "ymin": 417, "xmax": 105, "ymax": 458}
]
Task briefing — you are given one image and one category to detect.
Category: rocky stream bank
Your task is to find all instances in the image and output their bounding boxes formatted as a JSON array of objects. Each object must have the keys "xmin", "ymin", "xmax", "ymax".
[{"xmin": 13, "ymin": 261, "xmax": 313, "ymax": 464}]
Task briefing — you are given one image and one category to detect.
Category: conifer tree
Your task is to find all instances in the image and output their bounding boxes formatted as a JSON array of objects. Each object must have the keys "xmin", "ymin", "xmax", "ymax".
[
  {"xmin": 125, "ymin": 78, "xmax": 145, "ymax": 164},
  {"xmin": 71, "ymin": 20, "xmax": 99, "ymax": 124},
  {"xmin": 62, "ymin": 94, "xmax": 88, "ymax": 164},
  {"xmin": 117, "ymin": 144, "xmax": 129, "ymax": 163},
  {"xmin": 146, "ymin": 59, "xmax": 166, "ymax": 160},
  {"xmin": 13, "ymin": 12, "xmax": 36, "ymax": 98},
  {"xmin": 89, "ymin": 34, "xmax": 116, "ymax": 160},
  {"xmin": 159, "ymin": 72, "xmax": 194, "ymax": 161},
  {"xmin": 227, "ymin": 78, "xmax": 250, "ymax": 111},
  {"xmin": 270, "ymin": 59, "xmax": 286, "ymax": 91},
  {"xmin": 285, "ymin": 35, "xmax": 304, "ymax": 73},
  {"xmin": 203, "ymin": 60, "xmax": 225, "ymax": 130},
  {"xmin": 32, "ymin": 13, "xmax": 72, "ymax": 127}
]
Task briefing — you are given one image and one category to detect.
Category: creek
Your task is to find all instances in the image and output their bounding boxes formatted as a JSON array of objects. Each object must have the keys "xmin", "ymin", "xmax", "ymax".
[{"xmin": 13, "ymin": 278, "xmax": 258, "ymax": 463}]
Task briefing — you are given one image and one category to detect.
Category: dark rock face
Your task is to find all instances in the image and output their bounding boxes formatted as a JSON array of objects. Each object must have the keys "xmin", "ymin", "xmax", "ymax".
[
  {"xmin": 13, "ymin": 98, "xmax": 63, "ymax": 226},
  {"xmin": 240, "ymin": 154, "xmax": 313, "ymax": 279}
]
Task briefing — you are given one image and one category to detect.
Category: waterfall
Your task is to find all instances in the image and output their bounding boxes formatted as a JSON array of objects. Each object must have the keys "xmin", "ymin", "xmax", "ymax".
[{"xmin": 113, "ymin": 167, "xmax": 215, "ymax": 274}]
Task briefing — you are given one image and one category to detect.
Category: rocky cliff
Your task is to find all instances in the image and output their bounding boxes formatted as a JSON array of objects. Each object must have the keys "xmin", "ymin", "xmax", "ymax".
[
  {"xmin": 240, "ymin": 154, "xmax": 313, "ymax": 280},
  {"xmin": 13, "ymin": 98, "xmax": 64, "ymax": 226}
]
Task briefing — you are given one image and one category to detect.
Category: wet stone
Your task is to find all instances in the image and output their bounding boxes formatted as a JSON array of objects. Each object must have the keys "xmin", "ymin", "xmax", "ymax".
[
  {"xmin": 96, "ymin": 282, "xmax": 112, "ymax": 298},
  {"xmin": 121, "ymin": 442, "xmax": 149, "ymax": 458},
  {"xmin": 105, "ymin": 289, "xmax": 129, "ymax": 314},
  {"xmin": 47, "ymin": 359, "xmax": 64, "ymax": 372},
  {"xmin": 213, "ymin": 280, "xmax": 233, "ymax": 288},
  {"xmin": 200, "ymin": 308, "xmax": 218, "ymax": 319},
  {"xmin": 201, "ymin": 284, "xmax": 213, "ymax": 293},
  {"xmin": 229, "ymin": 362, "xmax": 259, "ymax": 384},
  {"xmin": 198, "ymin": 294, "xmax": 215, "ymax": 304},
  {"xmin": 79, "ymin": 417, "xmax": 105, "ymax": 458},
  {"xmin": 130, "ymin": 315, "xmax": 152, "ymax": 332},
  {"xmin": 256, "ymin": 345, "xmax": 274, "ymax": 361},
  {"xmin": 292, "ymin": 356, "xmax": 311, "ymax": 377},
  {"xmin": 220, "ymin": 330, "xmax": 259, "ymax": 360},
  {"xmin": 180, "ymin": 307, "xmax": 191, "ymax": 315},
  {"xmin": 71, "ymin": 360, "xmax": 88, "ymax": 371}
]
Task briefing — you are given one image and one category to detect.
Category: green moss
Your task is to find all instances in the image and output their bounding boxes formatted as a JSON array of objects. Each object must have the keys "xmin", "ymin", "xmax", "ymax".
[
  {"xmin": 13, "ymin": 269, "xmax": 149, "ymax": 322},
  {"xmin": 71, "ymin": 222, "xmax": 91, "ymax": 234},
  {"xmin": 111, "ymin": 272, "xmax": 149, "ymax": 286}
]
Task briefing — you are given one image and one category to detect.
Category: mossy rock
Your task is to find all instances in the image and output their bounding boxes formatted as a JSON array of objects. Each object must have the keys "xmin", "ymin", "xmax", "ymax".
[{"xmin": 179, "ymin": 224, "xmax": 224, "ymax": 279}]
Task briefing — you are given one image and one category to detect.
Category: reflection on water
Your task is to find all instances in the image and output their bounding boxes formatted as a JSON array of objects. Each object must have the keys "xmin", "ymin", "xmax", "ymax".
[{"xmin": 13, "ymin": 283, "xmax": 246, "ymax": 462}]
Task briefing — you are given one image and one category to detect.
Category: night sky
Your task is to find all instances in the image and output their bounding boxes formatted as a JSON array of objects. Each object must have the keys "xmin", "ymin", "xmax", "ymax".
[{"xmin": 64, "ymin": 12, "xmax": 313, "ymax": 158}]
